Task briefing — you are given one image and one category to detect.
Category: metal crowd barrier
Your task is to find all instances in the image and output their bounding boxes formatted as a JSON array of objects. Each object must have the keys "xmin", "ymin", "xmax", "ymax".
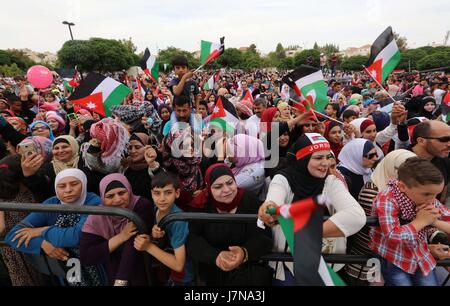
[{"xmin": 1, "ymin": 204, "xmax": 449, "ymax": 286}]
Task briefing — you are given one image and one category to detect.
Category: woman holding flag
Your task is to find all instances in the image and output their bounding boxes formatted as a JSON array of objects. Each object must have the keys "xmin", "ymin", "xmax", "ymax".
[{"xmin": 258, "ymin": 133, "xmax": 366, "ymax": 285}]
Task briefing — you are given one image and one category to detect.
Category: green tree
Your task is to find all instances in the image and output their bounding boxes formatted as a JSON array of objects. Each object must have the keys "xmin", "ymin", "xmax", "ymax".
[
  {"xmin": 157, "ymin": 47, "xmax": 200, "ymax": 71},
  {"xmin": 0, "ymin": 63, "xmax": 23, "ymax": 77},
  {"xmin": 242, "ymin": 50, "xmax": 263, "ymax": 69},
  {"xmin": 0, "ymin": 49, "xmax": 35, "ymax": 71},
  {"xmin": 320, "ymin": 43, "xmax": 339, "ymax": 56},
  {"xmin": 119, "ymin": 37, "xmax": 138, "ymax": 53},
  {"xmin": 417, "ymin": 52, "xmax": 450, "ymax": 70},
  {"xmin": 57, "ymin": 38, "xmax": 136, "ymax": 72},
  {"xmin": 313, "ymin": 42, "xmax": 320, "ymax": 50},
  {"xmin": 394, "ymin": 32, "xmax": 408, "ymax": 52},
  {"xmin": 216, "ymin": 48, "xmax": 243, "ymax": 68},
  {"xmin": 397, "ymin": 48, "xmax": 427, "ymax": 70},
  {"xmin": 341, "ymin": 55, "xmax": 369, "ymax": 71},
  {"xmin": 294, "ymin": 49, "xmax": 321, "ymax": 67},
  {"xmin": 278, "ymin": 57, "xmax": 295, "ymax": 70}
]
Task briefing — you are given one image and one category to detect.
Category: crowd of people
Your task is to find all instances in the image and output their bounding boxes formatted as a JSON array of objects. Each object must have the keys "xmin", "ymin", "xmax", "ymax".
[{"xmin": 0, "ymin": 54, "xmax": 449, "ymax": 286}]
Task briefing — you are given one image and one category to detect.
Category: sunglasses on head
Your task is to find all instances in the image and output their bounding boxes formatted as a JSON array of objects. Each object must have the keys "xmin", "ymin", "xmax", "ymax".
[
  {"xmin": 364, "ymin": 152, "xmax": 378, "ymax": 160},
  {"xmin": 424, "ymin": 136, "xmax": 450, "ymax": 143}
]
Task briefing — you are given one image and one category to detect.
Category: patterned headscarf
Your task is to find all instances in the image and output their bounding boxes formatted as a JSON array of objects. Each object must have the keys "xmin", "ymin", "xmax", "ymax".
[
  {"xmin": 6, "ymin": 117, "xmax": 28, "ymax": 135},
  {"xmin": 17, "ymin": 136, "xmax": 53, "ymax": 162},
  {"xmin": 51, "ymin": 135, "xmax": 80, "ymax": 175}
]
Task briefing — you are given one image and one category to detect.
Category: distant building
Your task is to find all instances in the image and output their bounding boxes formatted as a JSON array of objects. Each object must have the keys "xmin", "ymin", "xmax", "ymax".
[
  {"xmin": 285, "ymin": 46, "xmax": 303, "ymax": 57},
  {"xmin": 15, "ymin": 48, "xmax": 57, "ymax": 65},
  {"xmin": 339, "ymin": 44, "xmax": 371, "ymax": 57},
  {"xmin": 193, "ymin": 50, "xmax": 201, "ymax": 59},
  {"xmin": 239, "ymin": 47, "xmax": 249, "ymax": 52}
]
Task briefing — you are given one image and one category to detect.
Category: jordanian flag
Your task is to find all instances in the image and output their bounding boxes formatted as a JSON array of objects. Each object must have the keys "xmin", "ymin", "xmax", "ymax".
[
  {"xmin": 203, "ymin": 71, "xmax": 220, "ymax": 90},
  {"xmin": 200, "ymin": 37, "xmax": 225, "ymax": 66},
  {"xmin": 268, "ymin": 195, "xmax": 345, "ymax": 286},
  {"xmin": 282, "ymin": 65, "xmax": 328, "ymax": 112},
  {"xmin": 140, "ymin": 48, "xmax": 159, "ymax": 82},
  {"xmin": 366, "ymin": 26, "xmax": 401, "ymax": 84},
  {"xmin": 68, "ymin": 73, "xmax": 131, "ymax": 117},
  {"xmin": 209, "ymin": 96, "xmax": 239, "ymax": 134},
  {"xmin": 55, "ymin": 68, "xmax": 79, "ymax": 93}
]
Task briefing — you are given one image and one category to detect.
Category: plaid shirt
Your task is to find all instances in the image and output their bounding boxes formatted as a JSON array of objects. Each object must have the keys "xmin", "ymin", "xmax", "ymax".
[{"xmin": 369, "ymin": 183, "xmax": 450, "ymax": 276}]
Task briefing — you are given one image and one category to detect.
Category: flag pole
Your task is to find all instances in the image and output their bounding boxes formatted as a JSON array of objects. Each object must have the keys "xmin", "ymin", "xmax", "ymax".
[
  {"xmin": 362, "ymin": 65, "xmax": 397, "ymax": 102},
  {"xmin": 289, "ymin": 98, "xmax": 344, "ymax": 125}
]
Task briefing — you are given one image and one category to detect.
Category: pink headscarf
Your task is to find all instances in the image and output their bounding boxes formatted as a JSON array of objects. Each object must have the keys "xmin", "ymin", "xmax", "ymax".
[
  {"xmin": 82, "ymin": 173, "xmax": 140, "ymax": 240},
  {"xmin": 226, "ymin": 134, "xmax": 265, "ymax": 176},
  {"xmin": 46, "ymin": 111, "xmax": 66, "ymax": 132}
]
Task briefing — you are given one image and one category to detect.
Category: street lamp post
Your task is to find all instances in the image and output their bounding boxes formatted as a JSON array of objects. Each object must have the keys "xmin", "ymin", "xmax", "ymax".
[{"xmin": 62, "ymin": 21, "xmax": 75, "ymax": 40}]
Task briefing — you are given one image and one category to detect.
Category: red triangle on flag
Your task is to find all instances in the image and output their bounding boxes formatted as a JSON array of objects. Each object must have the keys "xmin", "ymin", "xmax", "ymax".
[
  {"xmin": 366, "ymin": 59, "xmax": 383, "ymax": 84},
  {"xmin": 444, "ymin": 92, "xmax": 450, "ymax": 107},
  {"xmin": 242, "ymin": 90, "xmax": 253, "ymax": 104},
  {"xmin": 210, "ymin": 97, "xmax": 226, "ymax": 120},
  {"xmin": 70, "ymin": 92, "xmax": 105, "ymax": 116},
  {"xmin": 289, "ymin": 198, "xmax": 318, "ymax": 233}
]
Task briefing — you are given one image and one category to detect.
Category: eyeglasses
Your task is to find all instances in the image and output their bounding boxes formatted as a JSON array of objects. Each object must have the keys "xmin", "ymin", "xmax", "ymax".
[
  {"xmin": 423, "ymin": 136, "xmax": 450, "ymax": 143},
  {"xmin": 31, "ymin": 126, "xmax": 49, "ymax": 132},
  {"xmin": 304, "ymin": 123, "xmax": 317, "ymax": 128},
  {"xmin": 364, "ymin": 152, "xmax": 378, "ymax": 160}
]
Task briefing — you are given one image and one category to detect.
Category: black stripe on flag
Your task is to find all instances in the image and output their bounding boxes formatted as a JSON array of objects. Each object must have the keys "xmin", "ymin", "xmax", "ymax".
[
  {"xmin": 140, "ymin": 48, "xmax": 151, "ymax": 70},
  {"xmin": 294, "ymin": 202, "xmax": 325, "ymax": 286},
  {"xmin": 68, "ymin": 73, "xmax": 106, "ymax": 100},
  {"xmin": 282, "ymin": 65, "xmax": 319, "ymax": 85},
  {"xmin": 55, "ymin": 68, "xmax": 76, "ymax": 79},
  {"xmin": 366, "ymin": 26, "xmax": 395, "ymax": 66},
  {"xmin": 220, "ymin": 96, "xmax": 238, "ymax": 117}
]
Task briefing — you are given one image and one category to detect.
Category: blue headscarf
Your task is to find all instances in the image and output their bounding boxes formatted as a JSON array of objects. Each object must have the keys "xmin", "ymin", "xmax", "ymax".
[{"xmin": 29, "ymin": 120, "xmax": 55, "ymax": 140}]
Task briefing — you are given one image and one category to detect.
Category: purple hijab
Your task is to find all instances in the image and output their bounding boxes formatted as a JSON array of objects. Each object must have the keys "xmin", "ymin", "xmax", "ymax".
[
  {"xmin": 82, "ymin": 173, "xmax": 140, "ymax": 240},
  {"xmin": 226, "ymin": 134, "xmax": 265, "ymax": 176}
]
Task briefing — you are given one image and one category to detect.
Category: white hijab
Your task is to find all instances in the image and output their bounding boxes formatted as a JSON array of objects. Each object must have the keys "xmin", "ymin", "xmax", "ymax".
[
  {"xmin": 338, "ymin": 138, "xmax": 374, "ymax": 183},
  {"xmin": 54, "ymin": 168, "xmax": 87, "ymax": 206},
  {"xmin": 371, "ymin": 149, "xmax": 417, "ymax": 191}
]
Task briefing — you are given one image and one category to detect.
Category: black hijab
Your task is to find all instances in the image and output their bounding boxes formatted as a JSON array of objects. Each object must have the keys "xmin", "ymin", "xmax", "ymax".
[{"xmin": 277, "ymin": 133, "xmax": 330, "ymax": 201}]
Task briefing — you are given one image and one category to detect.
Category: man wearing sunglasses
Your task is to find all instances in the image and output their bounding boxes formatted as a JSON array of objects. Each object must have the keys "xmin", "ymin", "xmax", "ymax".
[{"xmin": 411, "ymin": 120, "xmax": 450, "ymax": 203}]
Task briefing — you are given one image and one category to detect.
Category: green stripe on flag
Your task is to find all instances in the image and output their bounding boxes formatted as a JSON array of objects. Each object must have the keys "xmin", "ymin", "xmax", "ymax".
[
  {"xmin": 300, "ymin": 80, "xmax": 329, "ymax": 112},
  {"xmin": 381, "ymin": 50, "xmax": 401, "ymax": 83},
  {"xmin": 103, "ymin": 84, "xmax": 132, "ymax": 117},
  {"xmin": 63, "ymin": 79, "xmax": 74, "ymax": 93},
  {"xmin": 151, "ymin": 60, "xmax": 159, "ymax": 82},
  {"xmin": 200, "ymin": 40, "xmax": 213, "ymax": 65},
  {"xmin": 210, "ymin": 118, "xmax": 235, "ymax": 133}
]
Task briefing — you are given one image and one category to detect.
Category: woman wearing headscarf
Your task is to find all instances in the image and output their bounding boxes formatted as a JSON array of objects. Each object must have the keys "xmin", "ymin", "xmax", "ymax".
[
  {"xmin": 21, "ymin": 135, "xmax": 103, "ymax": 202},
  {"xmin": 337, "ymin": 138, "xmax": 378, "ymax": 200},
  {"xmin": 157, "ymin": 104, "xmax": 172, "ymax": 133},
  {"xmin": 45, "ymin": 111, "xmax": 67, "ymax": 137},
  {"xmin": 324, "ymin": 121, "xmax": 344, "ymax": 161},
  {"xmin": 5, "ymin": 169, "xmax": 103, "ymax": 286},
  {"xmin": 258, "ymin": 133, "xmax": 366, "ymax": 285},
  {"xmin": 277, "ymin": 102, "xmax": 293, "ymax": 122},
  {"xmin": 344, "ymin": 149, "xmax": 417, "ymax": 285},
  {"xmin": 124, "ymin": 133, "xmax": 163, "ymax": 200},
  {"xmin": 226, "ymin": 134, "xmax": 266, "ymax": 195},
  {"xmin": 29, "ymin": 120, "xmax": 55, "ymax": 140},
  {"xmin": 0, "ymin": 155, "xmax": 42, "ymax": 286},
  {"xmin": 419, "ymin": 96, "xmax": 437, "ymax": 120},
  {"xmin": 80, "ymin": 174, "xmax": 154, "ymax": 286},
  {"xmin": 187, "ymin": 163, "xmax": 273, "ymax": 286}
]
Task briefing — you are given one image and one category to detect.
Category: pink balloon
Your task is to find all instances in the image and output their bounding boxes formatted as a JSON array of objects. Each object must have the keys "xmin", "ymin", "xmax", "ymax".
[{"xmin": 27, "ymin": 65, "xmax": 53, "ymax": 89}]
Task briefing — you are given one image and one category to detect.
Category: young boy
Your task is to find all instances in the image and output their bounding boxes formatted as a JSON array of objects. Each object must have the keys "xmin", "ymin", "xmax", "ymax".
[
  {"xmin": 168, "ymin": 55, "xmax": 200, "ymax": 109},
  {"xmin": 134, "ymin": 172, "xmax": 194, "ymax": 286},
  {"xmin": 369, "ymin": 157, "xmax": 450, "ymax": 286}
]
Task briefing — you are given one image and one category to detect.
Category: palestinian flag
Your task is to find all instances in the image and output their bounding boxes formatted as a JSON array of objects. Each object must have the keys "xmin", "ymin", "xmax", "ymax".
[
  {"xmin": 209, "ymin": 96, "xmax": 239, "ymax": 134},
  {"xmin": 442, "ymin": 92, "xmax": 450, "ymax": 123},
  {"xmin": 268, "ymin": 195, "xmax": 345, "ymax": 286},
  {"xmin": 140, "ymin": 48, "xmax": 159, "ymax": 82},
  {"xmin": 242, "ymin": 89, "xmax": 254, "ymax": 104},
  {"xmin": 366, "ymin": 26, "xmax": 401, "ymax": 84},
  {"xmin": 55, "ymin": 68, "xmax": 80, "ymax": 93},
  {"xmin": 200, "ymin": 37, "xmax": 225, "ymax": 66},
  {"xmin": 203, "ymin": 71, "xmax": 221, "ymax": 90},
  {"xmin": 282, "ymin": 65, "xmax": 328, "ymax": 112},
  {"xmin": 68, "ymin": 73, "xmax": 131, "ymax": 117}
]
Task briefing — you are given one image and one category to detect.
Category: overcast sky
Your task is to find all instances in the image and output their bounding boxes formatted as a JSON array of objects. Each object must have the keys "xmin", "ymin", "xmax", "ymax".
[{"xmin": 1, "ymin": 0, "xmax": 449, "ymax": 55}]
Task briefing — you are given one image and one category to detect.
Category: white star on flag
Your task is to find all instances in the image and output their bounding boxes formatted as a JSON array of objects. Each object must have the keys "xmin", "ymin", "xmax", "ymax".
[
  {"xmin": 87, "ymin": 102, "xmax": 96, "ymax": 109},
  {"xmin": 213, "ymin": 107, "xmax": 219, "ymax": 113},
  {"xmin": 371, "ymin": 70, "xmax": 377, "ymax": 78}
]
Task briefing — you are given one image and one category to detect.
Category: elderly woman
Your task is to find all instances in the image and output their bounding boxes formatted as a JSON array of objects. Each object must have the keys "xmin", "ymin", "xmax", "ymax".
[
  {"xmin": 187, "ymin": 164, "xmax": 273, "ymax": 286},
  {"xmin": 5, "ymin": 169, "xmax": 102, "ymax": 286},
  {"xmin": 80, "ymin": 174, "xmax": 154, "ymax": 286},
  {"xmin": 258, "ymin": 133, "xmax": 366, "ymax": 285}
]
